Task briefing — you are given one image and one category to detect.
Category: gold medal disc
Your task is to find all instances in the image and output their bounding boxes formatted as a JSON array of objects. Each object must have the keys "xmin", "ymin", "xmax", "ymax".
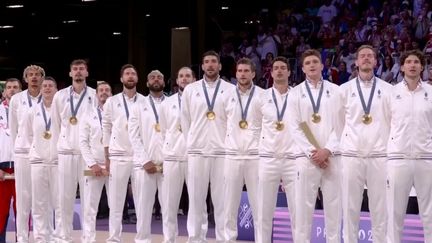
[
  {"xmin": 312, "ymin": 113, "xmax": 321, "ymax": 123},
  {"xmin": 43, "ymin": 131, "xmax": 52, "ymax": 140},
  {"xmin": 206, "ymin": 111, "xmax": 216, "ymax": 120},
  {"xmin": 154, "ymin": 123, "xmax": 161, "ymax": 132},
  {"xmin": 239, "ymin": 120, "xmax": 248, "ymax": 129},
  {"xmin": 362, "ymin": 114, "xmax": 372, "ymax": 125},
  {"xmin": 275, "ymin": 121, "xmax": 284, "ymax": 131},
  {"xmin": 69, "ymin": 116, "xmax": 78, "ymax": 125}
]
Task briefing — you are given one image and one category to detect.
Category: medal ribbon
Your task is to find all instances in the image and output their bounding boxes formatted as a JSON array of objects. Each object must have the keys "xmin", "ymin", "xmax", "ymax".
[
  {"xmin": 202, "ymin": 79, "xmax": 221, "ymax": 112},
  {"xmin": 41, "ymin": 102, "xmax": 51, "ymax": 131},
  {"xmin": 271, "ymin": 88, "xmax": 288, "ymax": 122},
  {"xmin": 356, "ymin": 77, "xmax": 377, "ymax": 115},
  {"xmin": 236, "ymin": 85, "xmax": 255, "ymax": 121},
  {"xmin": 70, "ymin": 87, "xmax": 87, "ymax": 118},
  {"xmin": 305, "ymin": 80, "xmax": 324, "ymax": 114}
]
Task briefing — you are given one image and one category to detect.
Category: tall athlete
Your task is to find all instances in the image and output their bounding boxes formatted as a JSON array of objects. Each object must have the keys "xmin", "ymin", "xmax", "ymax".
[
  {"xmin": 104, "ymin": 64, "xmax": 144, "ymax": 242},
  {"xmin": 223, "ymin": 58, "xmax": 263, "ymax": 242},
  {"xmin": 181, "ymin": 51, "xmax": 234, "ymax": 242},
  {"xmin": 9, "ymin": 65, "xmax": 44, "ymax": 242},
  {"xmin": 0, "ymin": 78, "xmax": 21, "ymax": 242},
  {"xmin": 79, "ymin": 81, "xmax": 112, "ymax": 242},
  {"xmin": 340, "ymin": 45, "xmax": 392, "ymax": 243},
  {"xmin": 159, "ymin": 67, "xmax": 195, "ymax": 243},
  {"xmin": 51, "ymin": 59, "xmax": 97, "ymax": 242}
]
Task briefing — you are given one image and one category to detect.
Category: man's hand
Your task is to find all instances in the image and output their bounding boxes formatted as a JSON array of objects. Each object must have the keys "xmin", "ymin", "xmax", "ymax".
[
  {"xmin": 143, "ymin": 161, "xmax": 157, "ymax": 174},
  {"xmin": 90, "ymin": 164, "xmax": 104, "ymax": 177},
  {"xmin": 0, "ymin": 170, "xmax": 5, "ymax": 181},
  {"xmin": 311, "ymin": 149, "xmax": 331, "ymax": 169}
]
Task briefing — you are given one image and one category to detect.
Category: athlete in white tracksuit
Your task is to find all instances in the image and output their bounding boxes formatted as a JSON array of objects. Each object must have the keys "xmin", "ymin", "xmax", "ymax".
[
  {"xmin": 128, "ymin": 69, "xmax": 166, "ymax": 243},
  {"xmin": 181, "ymin": 51, "xmax": 234, "ymax": 243},
  {"xmin": 26, "ymin": 78, "xmax": 60, "ymax": 243},
  {"xmin": 386, "ymin": 50, "xmax": 432, "ymax": 243},
  {"xmin": 79, "ymin": 82, "xmax": 112, "ymax": 243},
  {"xmin": 253, "ymin": 57, "xmax": 300, "ymax": 243},
  {"xmin": 103, "ymin": 64, "xmax": 144, "ymax": 243},
  {"xmin": 9, "ymin": 65, "xmax": 44, "ymax": 243},
  {"xmin": 340, "ymin": 46, "xmax": 393, "ymax": 243},
  {"xmin": 287, "ymin": 50, "xmax": 343, "ymax": 243},
  {"xmin": 50, "ymin": 59, "xmax": 97, "ymax": 242},
  {"xmin": 222, "ymin": 58, "xmax": 263, "ymax": 242},
  {"xmin": 159, "ymin": 67, "xmax": 195, "ymax": 243}
]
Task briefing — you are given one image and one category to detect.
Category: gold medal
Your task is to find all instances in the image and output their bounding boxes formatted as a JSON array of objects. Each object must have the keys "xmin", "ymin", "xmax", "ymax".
[
  {"xmin": 312, "ymin": 113, "xmax": 321, "ymax": 123},
  {"xmin": 43, "ymin": 131, "xmax": 52, "ymax": 140},
  {"xmin": 275, "ymin": 121, "xmax": 284, "ymax": 131},
  {"xmin": 206, "ymin": 111, "xmax": 216, "ymax": 120},
  {"xmin": 154, "ymin": 123, "xmax": 161, "ymax": 132},
  {"xmin": 239, "ymin": 120, "xmax": 248, "ymax": 129},
  {"xmin": 362, "ymin": 114, "xmax": 372, "ymax": 124},
  {"xmin": 69, "ymin": 116, "xmax": 78, "ymax": 125}
]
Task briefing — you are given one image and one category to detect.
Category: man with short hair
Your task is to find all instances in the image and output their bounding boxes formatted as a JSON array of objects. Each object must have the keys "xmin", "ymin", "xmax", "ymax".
[
  {"xmin": 340, "ymin": 45, "xmax": 393, "ymax": 243},
  {"xmin": 159, "ymin": 67, "xmax": 195, "ymax": 243},
  {"xmin": 51, "ymin": 59, "xmax": 97, "ymax": 242},
  {"xmin": 26, "ymin": 77, "xmax": 59, "ymax": 242},
  {"xmin": 128, "ymin": 70, "xmax": 166, "ymax": 242},
  {"xmin": 254, "ymin": 56, "xmax": 300, "ymax": 243},
  {"xmin": 9, "ymin": 65, "xmax": 45, "ymax": 243},
  {"xmin": 287, "ymin": 49, "xmax": 343, "ymax": 243},
  {"xmin": 387, "ymin": 50, "xmax": 432, "ymax": 243},
  {"xmin": 181, "ymin": 50, "xmax": 234, "ymax": 242},
  {"xmin": 0, "ymin": 78, "xmax": 21, "ymax": 242},
  {"xmin": 223, "ymin": 58, "xmax": 263, "ymax": 242},
  {"xmin": 104, "ymin": 64, "xmax": 144, "ymax": 242},
  {"xmin": 79, "ymin": 81, "xmax": 112, "ymax": 242}
]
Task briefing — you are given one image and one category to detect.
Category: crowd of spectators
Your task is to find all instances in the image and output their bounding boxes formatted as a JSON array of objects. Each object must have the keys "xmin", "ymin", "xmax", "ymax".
[{"xmin": 217, "ymin": 0, "xmax": 432, "ymax": 87}]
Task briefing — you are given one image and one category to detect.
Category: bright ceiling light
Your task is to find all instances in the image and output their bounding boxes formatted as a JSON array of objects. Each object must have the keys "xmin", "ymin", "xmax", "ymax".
[
  {"xmin": 112, "ymin": 32, "xmax": 121, "ymax": 35},
  {"xmin": 48, "ymin": 36, "xmax": 60, "ymax": 40},
  {"xmin": 6, "ymin": 5, "xmax": 24, "ymax": 8},
  {"xmin": 0, "ymin": 25, "xmax": 14, "ymax": 29},
  {"xmin": 145, "ymin": 14, "xmax": 151, "ymax": 17},
  {"xmin": 221, "ymin": 6, "xmax": 229, "ymax": 10},
  {"xmin": 62, "ymin": 20, "xmax": 79, "ymax": 24}
]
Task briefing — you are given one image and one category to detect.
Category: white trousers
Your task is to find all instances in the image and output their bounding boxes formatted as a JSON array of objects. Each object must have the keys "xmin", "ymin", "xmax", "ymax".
[
  {"xmin": 295, "ymin": 156, "xmax": 342, "ymax": 243},
  {"xmin": 161, "ymin": 161, "xmax": 187, "ymax": 243},
  {"xmin": 387, "ymin": 159, "xmax": 432, "ymax": 243},
  {"xmin": 132, "ymin": 168, "xmax": 163, "ymax": 243},
  {"xmin": 14, "ymin": 156, "xmax": 32, "ymax": 243},
  {"xmin": 187, "ymin": 156, "xmax": 225, "ymax": 243},
  {"xmin": 31, "ymin": 164, "xmax": 59, "ymax": 243},
  {"xmin": 82, "ymin": 169, "xmax": 109, "ymax": 243},
  {"xmin": 107, "ymin": 160, "xmax": 133, "ymax": 243},
  {"xmin": 223, "ymin": 158, "xmax": 259, "ymax": 243},
  {"xmin": 341, "ymin": 156, "xmax": 387, "ymax": 243},
  {"xmin": 57, "ymin": 154, "xmax": 85, "ymax": 243},
  {"xmin": 256, "ymin": 157, "xmax": 297, "ymax": 243}
]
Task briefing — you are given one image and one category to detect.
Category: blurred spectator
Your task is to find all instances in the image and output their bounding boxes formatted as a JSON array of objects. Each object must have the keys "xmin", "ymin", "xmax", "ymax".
[
  {"xmin": 317, "ymin": 0, "xmax": 338, "ymax": 24},
  {"xmin": 337, "ymin": 61, "xmax": 351, "ymax": 84},
  {"xmin": 245, "ymin": 38, "xmax": 263, "ymax": 80},
  {"xmin": 376, "ymin": 55, "xmax": 399, "ymax": 82},
  {"xmin": 322, "ymin": 56, "xmax": 338, "ymax": 82},
  {"xmin": 257, "ymin": 25, "xmax": 279, "ymax": 60},
  {"xmin": 259, "ymin": 52, "xmax": 274, "ymax": 88}
]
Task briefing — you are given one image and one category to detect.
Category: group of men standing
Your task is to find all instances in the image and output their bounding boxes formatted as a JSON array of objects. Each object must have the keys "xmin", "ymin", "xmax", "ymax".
[{"xmin": 0, "ymin": 44, "xmax": 431, "ymax": 243}]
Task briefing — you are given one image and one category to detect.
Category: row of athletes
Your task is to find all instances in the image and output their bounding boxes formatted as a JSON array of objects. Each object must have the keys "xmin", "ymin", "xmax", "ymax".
[{"xmin": 0, "ymin": 45, "xmax": 431, "ymax": 243}]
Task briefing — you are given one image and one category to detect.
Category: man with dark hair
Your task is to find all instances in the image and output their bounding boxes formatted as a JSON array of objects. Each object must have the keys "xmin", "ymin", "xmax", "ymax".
[
  {"xmin": 254, "ymin": 56, "xmax": 299, "ymax": 243},
  {"xmin": 223, "ymin": 58, "xmax": 264, "ymax": 242},
  {"xmin": 103, "ymin": 64, "xmax": 144, "ymax": 242},
  {"xmin": 51, "ymin": 59, "xmax": 97, "ymax": 241},
  {"xmin": 160, "ymin": 66, "xmax": 195, "ymax": 243},
  {"xmin": 79, "ymin": 81, "xmax": 112, "ymax": 242},
  {"xmin": 181, "ymin": 50, "xmax": 234, "ymax": 242},
  {"xmin": 387, "ymin": 50, "xmax": 432, "ymax": 243},
  {"xmin": 128, "ymin": 69, "xmax": 166, "ymax": 242},
  {"xmin": 0, "ymin": 78, "xmax": 21, "ymax": 242}
]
